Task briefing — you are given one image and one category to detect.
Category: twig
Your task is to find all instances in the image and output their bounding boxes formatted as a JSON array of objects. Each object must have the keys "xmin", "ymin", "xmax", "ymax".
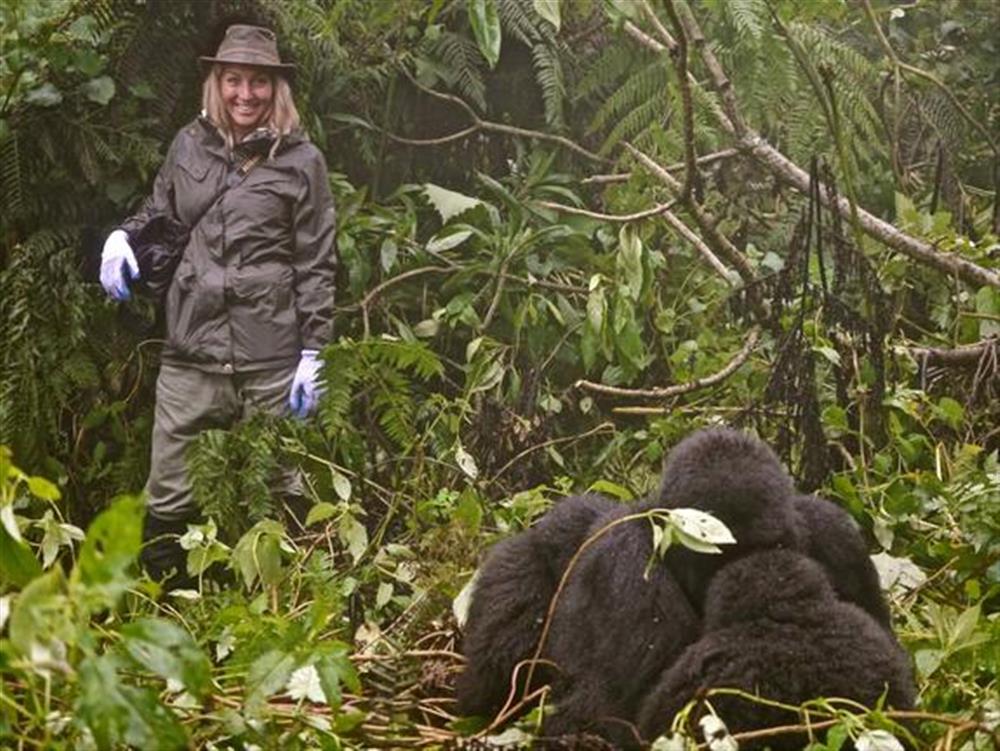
[
  {"xmin": 576, "ymin": 326, "xmax": 760, "ymax": 398},
  {"xmin": 488, "ymin": 421, "xmax": 616, "ymax": 483},
  {"xmin": 536, "ymin": 199, "xmax": 677, "ymax": 223},
  {"xmin": 660, "ymin": 0, "xmax": 698, "ymax": 202}
]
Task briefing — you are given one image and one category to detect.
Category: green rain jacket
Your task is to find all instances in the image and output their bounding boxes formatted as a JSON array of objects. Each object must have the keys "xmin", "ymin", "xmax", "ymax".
[{"xmin": 121, "ymin": 117, "xmax": 336, "ymax": 373}]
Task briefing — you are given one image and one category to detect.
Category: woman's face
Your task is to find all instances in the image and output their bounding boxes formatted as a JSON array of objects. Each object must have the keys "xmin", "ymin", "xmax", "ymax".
[{"xmin": 220, "ymin": 65, "xmax": 274, "ymax": 138}]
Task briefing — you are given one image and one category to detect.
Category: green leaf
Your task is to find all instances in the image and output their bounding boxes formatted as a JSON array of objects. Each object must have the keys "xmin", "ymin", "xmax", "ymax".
[
  {"xmin": 27, "ymin": 475, "xmax": 60, "ymax": 501},
  {"xmin": 75, "ymin": 495, "xmax": 144, "ymax": 605},
  {"xmin": 338, "ymin": 515, "xmax": 368, "ymax": 564},
  {"xmin": 77, "ymin": 653, "xmax": 187, "ymax": 750},
  {"xmin": 422, "ymin": 183, "xmax": 484, "ymax": 223},
  {"xmin": 314, "ymin": 642, "xmax": 361, "ymax": 710},
  {"xmin": 376, "ymin": 581, "xmax": 394, "ymax": 609},
  {"xmin": 119, "ymin": 618, "xmax": 212, "ymax": 698},
  {"xmin": 247, "ymin": 649, "xmax": 297, "ymax": 708},
  {"xmin": 617, "ymin": 226, "xmax": 644, "ymax": 301},
  {"xmin": 305, "ymin": 501, "xmax": 337, "ymax": 527},
  {"xmin": 331, "ymin": 469, "xmax": 352, "ymax": 502},
  {"xmin": 427, "ymin": 229, "xmax": 474, "ymax": 253},
  {"xmin": 467, "ymin": 0, "xmax": 502, "ymax": 68},
  {"xmin": 588, "ymin": 479, "xmax": 633, "ymax": 501},
  {"xmin": 533, "ymin": 0, "xmax": 561, "ymax": 30},
  {"xmin": 8, "ymin": 568, "xmax": 68, "ymax": 656},
  {"xmin": 82, "ymin": 75, "xmax": 116, "ymax": 105}
]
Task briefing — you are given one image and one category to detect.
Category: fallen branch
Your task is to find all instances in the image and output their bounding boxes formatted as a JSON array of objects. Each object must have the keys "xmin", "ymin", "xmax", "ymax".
[
  {"xmin": 575, "ymin": 326, "xmax": 760, "ymax": 398},
  {"xmin": 906, "ymin": 337, "xmax": 998, "ymax": 367}
]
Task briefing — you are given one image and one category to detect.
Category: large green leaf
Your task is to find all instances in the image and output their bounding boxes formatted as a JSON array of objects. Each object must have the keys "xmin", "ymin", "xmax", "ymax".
[
  {"xmin": 75, "ymin": 495, "xmax": 144, "ymax": 606},
  {"xmin": 77, "ymin": 653, "xmax": 188, "ymax": 751},
  {"xmin": 119, "ymin": 617, "xmax": 212, "ymax": 698},
  {"xmin": 0, "ymin": 523, "xmax": 42, "ymax": 588},
  {"xmin": 246, "ymin": 649, "xmax": 297, "ymax": 709},
  {"xmin": 467, "ymin": 0, "xmax": 502, "ymax": 68}
]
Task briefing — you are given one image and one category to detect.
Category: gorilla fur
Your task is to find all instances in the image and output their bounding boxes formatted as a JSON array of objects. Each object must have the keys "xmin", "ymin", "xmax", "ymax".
[
  {"xmin": 540, "ymin": 428, "xmax": 807, "ymax": 745},
  {"xmin": 637, "ymin": 549, "xmax": 916, "ymax": 749},
  {"xmin": 455, "ymin": 492, "xmax": 624, "ymax": 717},
  {"xmin": 792, "ymin": 493, "xmax": 893, "ymax": 628},
  {"xmin": 457, "ymin": 427, "xmax": 898, "ymax": 747}
]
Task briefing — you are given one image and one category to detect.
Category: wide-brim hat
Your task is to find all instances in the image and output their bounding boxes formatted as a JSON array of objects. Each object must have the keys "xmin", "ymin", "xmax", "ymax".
[{"xmin": 199, "ymin": 24, "xmax": 294, "ymax": 74}]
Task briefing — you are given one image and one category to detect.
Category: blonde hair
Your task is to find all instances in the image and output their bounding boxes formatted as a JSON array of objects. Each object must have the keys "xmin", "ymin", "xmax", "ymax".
[{"xmin": 201, "ymin": 64, "xmax": 300, "ymax": 155}]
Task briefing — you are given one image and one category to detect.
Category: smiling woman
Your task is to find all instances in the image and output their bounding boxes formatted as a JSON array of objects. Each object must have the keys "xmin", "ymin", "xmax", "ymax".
[{"xmin": 97, "ymin": 23, "xmax": 337, "ymax": 589}]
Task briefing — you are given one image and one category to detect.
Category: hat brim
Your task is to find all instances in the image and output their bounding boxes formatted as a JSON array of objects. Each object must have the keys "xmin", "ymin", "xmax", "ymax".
[{"xmin": 199, "ymin": 55, "xmax": 295, "ymax": 73}]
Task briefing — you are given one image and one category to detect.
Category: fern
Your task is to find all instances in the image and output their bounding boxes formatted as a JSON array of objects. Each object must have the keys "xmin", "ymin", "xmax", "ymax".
[
  {"xmin": 722, "ymin": 0, "xmax": 768, "ymax": 42},
  {"xmin": 531, "ymin": 43, "xmax": 566, "ymax": 130},
  {"xmin": 420, "ymin": 31, "xmax": 488, "ymax": 111},
  {"xmin": 188, "ymin": 416, "xmax": 282, "ymax": 543}
]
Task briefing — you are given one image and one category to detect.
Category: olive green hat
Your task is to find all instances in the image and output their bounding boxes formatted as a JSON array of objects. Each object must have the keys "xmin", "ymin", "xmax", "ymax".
[{"xmin": 199, "ymin": 24, "xmax": 294, "ymax": 73}]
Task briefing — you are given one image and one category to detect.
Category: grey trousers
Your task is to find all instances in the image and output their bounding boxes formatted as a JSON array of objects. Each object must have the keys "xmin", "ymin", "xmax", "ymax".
[{"xmin": 145, "ymin": 362, "xmax": 299, "ymax": 521}]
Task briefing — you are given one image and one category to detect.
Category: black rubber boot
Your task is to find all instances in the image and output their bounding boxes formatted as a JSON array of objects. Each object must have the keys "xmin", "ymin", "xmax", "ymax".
[{"xmin": 141, "ymin": 513, "xmax": 196, "ymax": 591}]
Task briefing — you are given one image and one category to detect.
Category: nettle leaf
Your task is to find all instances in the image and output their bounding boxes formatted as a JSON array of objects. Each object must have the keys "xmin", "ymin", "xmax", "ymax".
[
  {"xmin": 467, "ymin": 0, "xmax": 502, "ymax": 68},
  {"xmin": 77, "ymin": 653, "xmax": 187, "ymax": 750},
  {"xmin": 422, "ymin": 183, "xmax": 483, "ymax": 223},
  {"xmin": 287, "ymin": 664, "xmax": 326, "ymax": 704},
  {"xmin": 668, "ymin": 508, "xmax": 736, "ymax": 554},
  {"xmin": 119, "ymin": 617, "xmax": 212, "ymax": 698},
  {"xmin": 25, "ymin": 83, "xmax": 63, "ymax": 107},
  {"xmin": 232, "ymin": 521, "xmax": 286, "ymax": 589},
  {"xmin": 533, "ymin": 0, "xmax": 561, "ymax": 31}
]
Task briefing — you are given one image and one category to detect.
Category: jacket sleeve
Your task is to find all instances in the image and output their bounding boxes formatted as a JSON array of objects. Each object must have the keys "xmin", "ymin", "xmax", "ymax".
[
  {"xmin": 118, "ymin": 131, "xmax": 184, "ymax": 236},
  {"xmin": 291, "ymin": 145, "xmax": 337, "ymax": 349}
]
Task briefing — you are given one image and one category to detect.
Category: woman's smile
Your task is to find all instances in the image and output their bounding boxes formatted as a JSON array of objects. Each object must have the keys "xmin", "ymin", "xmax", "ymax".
[{"xmin": 220, "ymin": 65, "xmax": 274, "ymax": 138}]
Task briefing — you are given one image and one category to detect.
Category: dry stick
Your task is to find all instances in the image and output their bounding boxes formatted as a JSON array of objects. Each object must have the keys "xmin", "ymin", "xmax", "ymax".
[
  {"xmin": 582, "ymin": 148, "xmax": 741, "ymax": 185},
  {"xmin": 660, "ymin": 0, "xmax": 698, "ymax": 202},
  {"xmin": 536, "ymin": 198, "xmax": 677, "ymax": 223},
  {"xmin": 625, "ymin": 143, "xmax": 758, "ymax": 285},
  {"xmin": 907, "ymin": 337, "xmax": 998, "ymax": 367},
  {"xmin": 489, "ymin": 421, "xmax": 616, "ymax": 482},
  {"xmin": 576, "ymin": 326, "xmax": 760, "ymax": 398}
]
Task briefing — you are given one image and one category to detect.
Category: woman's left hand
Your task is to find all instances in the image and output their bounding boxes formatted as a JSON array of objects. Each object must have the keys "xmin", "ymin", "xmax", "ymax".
[{"xmin": 289, "ymin": 349, "xmax": 323, "ymax": 418}]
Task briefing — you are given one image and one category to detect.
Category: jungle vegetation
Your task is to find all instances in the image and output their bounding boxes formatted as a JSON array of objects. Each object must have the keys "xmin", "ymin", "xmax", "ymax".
[{"xmin": 0, "ymin": 0, "xmax": 997, "ymax": 748}]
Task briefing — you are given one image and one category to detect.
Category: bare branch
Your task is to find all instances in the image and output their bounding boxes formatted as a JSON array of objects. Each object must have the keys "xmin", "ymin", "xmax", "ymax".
[
  {"xmin": 575, "ymin": 326, "xmax": 760, "ymax": 398},
  {"xmin": 536, "ymin": 199, "xmax": 677, "ymax": 223},
  {"xmin": 661, "ymin": 0, "xmax": 698, "ymax": 202},
  {"xmin": 906, "ymin": 337, "xmax": 998, "ymax": 367}
]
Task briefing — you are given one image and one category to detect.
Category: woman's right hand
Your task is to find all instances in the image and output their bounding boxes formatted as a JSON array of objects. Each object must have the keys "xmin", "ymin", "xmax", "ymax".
[{"xmin": 100, "ymin": 229, "xmax": 140, "ymax": 300}]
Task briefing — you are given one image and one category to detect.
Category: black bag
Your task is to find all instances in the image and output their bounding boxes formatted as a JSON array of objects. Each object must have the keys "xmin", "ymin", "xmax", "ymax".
[{"xmin": 128, "ymin": 213, "xmax": 192, "ymax": 304}]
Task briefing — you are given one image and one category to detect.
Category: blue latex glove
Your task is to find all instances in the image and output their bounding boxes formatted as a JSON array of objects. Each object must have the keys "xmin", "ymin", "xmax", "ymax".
[
  {"xmin": 100, "ymin": 229, "xmax": 140, "ymax": 301},
  {"xmin": 289, "ymin": 349, "xmax": 323, "ymax": 419}
]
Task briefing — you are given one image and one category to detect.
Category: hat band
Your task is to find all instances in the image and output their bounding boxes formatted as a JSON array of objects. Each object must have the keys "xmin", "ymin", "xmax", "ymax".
[{"xmin": 214, "ymin": 46, "xmax": 280, "ymax": 64}]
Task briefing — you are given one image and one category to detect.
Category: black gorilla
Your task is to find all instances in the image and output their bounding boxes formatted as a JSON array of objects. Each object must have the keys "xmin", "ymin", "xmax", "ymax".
[
  {"xmin": 457, "ymin": 427, "xmax": 899, "ymax": 747},
  {"xmin": 539, "ymin": 428, "xmax": 806, "ymax": 745},
  {"xmin": 792, "ymin": 493, "xmax": 893, "ymax": 629},
  {"xmin": 637, "ymin": 549, "xmax": 916, "ymax": 749},
  {"xmin": 455, "ymin": 493, "xmax": 624, "ymax": 717}
]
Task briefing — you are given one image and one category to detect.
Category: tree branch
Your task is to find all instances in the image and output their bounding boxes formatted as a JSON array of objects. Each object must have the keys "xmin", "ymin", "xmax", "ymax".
[{"xmin": 575, "ymin": 326, "xmax": 760, "ymax": 398}]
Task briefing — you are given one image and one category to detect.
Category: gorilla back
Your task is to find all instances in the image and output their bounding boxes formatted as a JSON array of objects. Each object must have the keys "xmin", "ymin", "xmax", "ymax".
[{"xmin": 637, "ymin": 549, "xmax": 916, "ymax": 749}]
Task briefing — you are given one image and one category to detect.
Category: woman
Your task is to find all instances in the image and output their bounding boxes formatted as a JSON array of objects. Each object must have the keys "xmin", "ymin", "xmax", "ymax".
[{"xmin": 99, "ymin": 24, "xmax": 336, "ymax": 586}]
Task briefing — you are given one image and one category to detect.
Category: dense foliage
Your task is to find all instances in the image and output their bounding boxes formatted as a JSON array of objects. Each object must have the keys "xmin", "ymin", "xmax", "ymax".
[{"xmin": 1, "ymin": 0, "xmax": 997, "ymax": 748}]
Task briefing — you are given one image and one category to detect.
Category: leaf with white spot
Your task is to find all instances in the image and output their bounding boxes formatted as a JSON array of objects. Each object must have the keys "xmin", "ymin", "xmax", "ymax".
[
  {"xmin": 455, "ymin": 444, "xmax": 479, "ymax": 480},
  {"xmin": 287, "ymin": 664, "xmax": 327, "ymax": 704},
  {"xmin": 856, "ymin": 730, "xmax": 905, "ymax": 751}
]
